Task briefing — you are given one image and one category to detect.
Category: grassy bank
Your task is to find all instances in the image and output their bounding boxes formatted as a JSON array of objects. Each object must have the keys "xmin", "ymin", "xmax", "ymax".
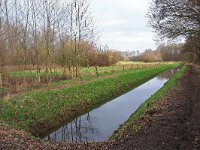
[
  {"xmin": 8, "ymin": 62, "xmax": 163, "ymax": 78},
  {"xmin": 9, "ymin": 70, "xmax": 62, "ymax": 78},
  {"xmin": 111, "ymin": 64, "xmax": 187, "ymax": 140},
  {"xmin": 1, "ymin": 66, "xmax": 160, "ymax": 99},
  {"xmin": 12, "ymin": 67, "xmax": 150, "ymax": 96},
  {"xmin": 0, "ymin": 63, "xmax": 179, "ymax": 137}
]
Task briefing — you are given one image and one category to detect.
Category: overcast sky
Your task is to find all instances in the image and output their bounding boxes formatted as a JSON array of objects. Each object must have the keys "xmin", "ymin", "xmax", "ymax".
[{"xmin": 90, "ymin": 0, "xmax": 156, "ymax": 52}]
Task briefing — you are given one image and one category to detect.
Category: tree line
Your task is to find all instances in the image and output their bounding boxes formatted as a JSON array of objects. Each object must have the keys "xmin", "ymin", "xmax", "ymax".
[
  {"xmin": 148, "ymin": 0, "xmax": 200, "ymax": 62},
  {"xmin": 127, "ymin": 43, "xmax": 185, "ymax": 62},
  {"xmin": 0, "ymin": 0, "xmax": 122, "ymax": 79}
]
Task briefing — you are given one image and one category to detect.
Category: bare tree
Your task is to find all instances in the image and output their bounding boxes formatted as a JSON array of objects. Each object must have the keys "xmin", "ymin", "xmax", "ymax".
[
  {"xmin": 148, "ymin": 0, "xmax": 200, "ymax": 61},
  {"xmin": 0, "ymin": 0, "xmax": 101, "ymax": 88}
]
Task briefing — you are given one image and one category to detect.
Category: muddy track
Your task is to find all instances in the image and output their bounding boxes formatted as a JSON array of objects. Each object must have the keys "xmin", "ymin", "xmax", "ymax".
[{"xmin": 0, "ymin": 64, "xmax": 200, "ymax": 150}]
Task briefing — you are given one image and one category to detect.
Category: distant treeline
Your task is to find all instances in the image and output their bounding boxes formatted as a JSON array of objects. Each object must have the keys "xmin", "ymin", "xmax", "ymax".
[
  {"xmin": 124, "ymin": 43, "xmax": 187, "ymax": 62},
  {"xmin": 148, "ymin": 0, "xmax": 200, "ymax": 62}
]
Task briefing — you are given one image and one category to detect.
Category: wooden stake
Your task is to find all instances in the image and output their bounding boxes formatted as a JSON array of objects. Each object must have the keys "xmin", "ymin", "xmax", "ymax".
[{"xmin": 0, "ymin": 73, "xmax": 2, "ymax": 88}]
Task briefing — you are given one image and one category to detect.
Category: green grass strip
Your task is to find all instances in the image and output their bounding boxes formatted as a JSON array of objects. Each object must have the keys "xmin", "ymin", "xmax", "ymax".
[
  {"xmin": 0, "ymin": 63, "xmax": 180, "ymax": 136},
  {"xmin": 111, "ymin": 65, "xmax": 187, "ymax": 140},
  {"xmin": 9, "ymin": 70, "xmax": 62, "ymax": 78}
]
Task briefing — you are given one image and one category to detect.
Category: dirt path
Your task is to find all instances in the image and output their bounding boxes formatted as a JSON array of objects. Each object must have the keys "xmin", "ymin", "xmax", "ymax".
[{"xmin": 0, "ymin": 64, "xmax": 200, "ymax": 150}]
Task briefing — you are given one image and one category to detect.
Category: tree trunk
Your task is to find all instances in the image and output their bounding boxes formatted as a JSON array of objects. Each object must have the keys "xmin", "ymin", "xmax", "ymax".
[
  {"xmin": 0, "ymin": 72, "xmax": 2, "ymax": 88},
  {"xmin": 95, "ymin": 65, "xmax": 98, "ymax": 76}
]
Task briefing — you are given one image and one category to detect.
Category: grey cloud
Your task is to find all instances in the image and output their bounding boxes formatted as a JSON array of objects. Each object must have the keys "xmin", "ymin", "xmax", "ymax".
[{"xmin": 91, "ymin": 0, "xmax": 156, "ymax": 51}]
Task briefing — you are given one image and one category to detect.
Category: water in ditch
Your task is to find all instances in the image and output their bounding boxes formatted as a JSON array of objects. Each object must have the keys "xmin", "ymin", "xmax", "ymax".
[{"xmin": 44, "ymin": 68, "xmax": 179, "ymax": 143}]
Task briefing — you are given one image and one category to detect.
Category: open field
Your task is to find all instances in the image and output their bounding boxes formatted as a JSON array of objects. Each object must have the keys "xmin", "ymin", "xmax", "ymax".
[
  {"xmin": 117, "ymin": 61, "xmax": 146, "ymax": 65},
  {"xmin": 8, "ymin": 70, "xmax": 62, "ymax": 78},
  {"xmin": 6, "ymin": 62, "xmax": 165, "ymax": 78},
  {"xmin": 0, "ymin": 62, "xmax": 169, "ymax": 98},
  {"xmin": 116, "ymin": 61, "xmax": 176, "ymax": 65},
  {"xmin": 0, "ymin": 63, "xmax": 179, "ymax": 137},
  {"xmin": 5, "ymin": 61, "xmax": 171, "ymax": 78}
]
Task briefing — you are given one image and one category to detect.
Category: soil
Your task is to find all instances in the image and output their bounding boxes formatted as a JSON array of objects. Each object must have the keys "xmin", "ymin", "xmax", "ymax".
[{"xmin": 0, "ymin": 64, "xmax": 200, "ymax": 150}]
